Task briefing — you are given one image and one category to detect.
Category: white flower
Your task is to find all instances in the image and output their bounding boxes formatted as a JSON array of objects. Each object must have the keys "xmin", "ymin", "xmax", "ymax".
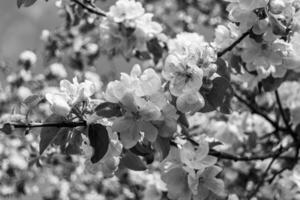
[
  {"xmin": 17, "ymin": 86, "xmax": 32, "ymax": 101},
  {"xmin": 135, "ymin": 13, "xmax": 163, "ymax": 38},
  {"xmin": 213, "ymin": 23, "xmax": 240, "ymax": 50},
  {"xmin": 105, "ymin": 64, "xmax": 161, "ymax": 102},
  {"xmin": 163, "ymin": 53, "xmax": 203, "ymax": 96},
  {"xmin": 226, "ymin": 0, "xmax": 268, "ymax": 31},
  {"xmin": 49, "ymin": 63, "xmax": 67, "ymax": 79},
  {"xmin": 44, "ymin": 76, "xmax": 96, "ymax": 116},
  {"xmin": 60, "ymin": 77, "xmax": 96, "ymax": 105},
  {"xmin": 176, "ymin": 92, "xmax": 205, "ymax": 113},
  {"xmin": 45, "ymin": 93, "xmax": 71, "ymax": 116},
  {"xmin": 108, "ymin": 0, "xmax": 145, "ymax": 23},
  {"xmin": 85, "ymin": 71, "xmax": 103, "ymax": 92},
  {"xmin": 241, "ymin": 37, "xmax": 290, "ymax": 77},
  {"xmin": 180, "ymin": 137, "xmax": 217, "ymax": 171},
  {"xmin": 168, "ymin": 32, "xmax": 205, "ymax": 56},
  {"xmin": 269, "ymin": 0, "xmax": 286, "ymax": 14}
]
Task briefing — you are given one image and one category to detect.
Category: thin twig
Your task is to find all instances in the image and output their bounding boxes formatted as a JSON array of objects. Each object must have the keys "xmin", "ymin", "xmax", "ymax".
[
  {"xmin": 71, "ymin": 0, "xmax": 107, "ymax": 17},
  {"xmin": 217, "ymin": 29, "xmax": 251, "ymax": 57},
  {"xmin": 209, "ymin": 148, "xmax": 292, "ymax": 162},
  {"xmin": 247, "ymin": 147, "xmax": 283, "ymax": 198},
  {"xmin": 233, "ymin": 92, "xmax": 285, "ymax": 132}
]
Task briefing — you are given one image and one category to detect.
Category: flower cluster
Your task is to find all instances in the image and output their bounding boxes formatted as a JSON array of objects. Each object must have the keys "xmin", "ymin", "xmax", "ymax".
[
  {"xmin": 45, "ymin": 77, "xmax": 96, "ymax": 116},
  {"xmin": 105, "ymin": 64, "xmax": 178, "ymax": 148},
  {"xmin": 99, "ymin": 0, "xmax": 163, "ymax": 56},
  {"xmin": 161, "ymin": 136, "xmax": 224, "ymax": 200},
  {"xmin": 163, "ymin": 32, "xmax": 218, "ymax": 113},
  {"xmin": 224, "ymin": 0, "xmax": 300, "ymax": 85}
]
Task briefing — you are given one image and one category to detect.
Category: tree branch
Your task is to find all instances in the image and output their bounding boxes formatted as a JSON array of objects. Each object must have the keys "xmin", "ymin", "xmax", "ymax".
[
  {"xmin": 10, "ymin": 121, "xmax": 87, "ymax": 129},
  {"xmin": 233, "ymin": 91, "xmax": 285, "ymax": 132},
  {"xmin": 217, "ymin": 29, "xmax": 251, "ymax": 57},
  {"xmin": 209, "ymin": 148, "xmax": 292, "ymax": 162}
]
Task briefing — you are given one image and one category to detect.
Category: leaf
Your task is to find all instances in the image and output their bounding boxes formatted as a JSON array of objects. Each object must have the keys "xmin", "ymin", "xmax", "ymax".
[
  {"xmin": 260, "ymin": 75, "xmax": 284, "ymax": 92},
  {"xmin": 130, "ymin": 142, "xmax": 153, "ymax": 157},
  {"xmin": 17, "ymin": 0, "xmax": 25, "ymax": 8},
  {"xmin": 53, "ymin": 127, "xmax": 70, "ymax": 146},
  {"xmin": 39, "ymin": 114, "xmax": 65, "ymax": 155},
  {"xmin": 88, "ymin": 124, "xmax": 109, "ymax": 163},
  {"xmin": 95, "ymin": 102, "xmax": 122, "ymax": 118},
  {"xmin": 120, "ymin": 151, "xmax": 147, "ymax": 171},
  {"xmin": 208, "ymin": 77, "xmax": 230, "ymax": 107},
  {"xmin": 62, "ymin": 130, "xmax": 83, "ymax": 155},
  {"xmin": 147, "ymin": 38, "xmax": 163, "ymax": 64},
  {"xmin": 200, "ymin": 77, "xmax": 231, "ymax": 112},
  {"xmin": 23, "ymin": 0, "xmax": 38, "ymax": 7},
  {"xmin": 229, "ymin": 55, "xmax": 243, "ymax": 74},
  {"xmin": 23, "ymin": 94, "xmax": 44, "ymax": 108},
  {"xmin": 17, "ymin": 0, "xmax": 38, "ymax": 8},
  {"xmin": 216, "ymin": 58, "xmax": 230, "ymax": 80},
  {"xmin": 135, "ymin": 51, "xmax": 152, "ymax": 61},
  {"xmin": 154, "ymin": 136, "xmax": 170, "ymax": 161}
]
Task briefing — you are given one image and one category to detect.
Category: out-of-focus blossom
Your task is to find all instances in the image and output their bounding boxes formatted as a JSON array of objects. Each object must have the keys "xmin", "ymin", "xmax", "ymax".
[
  {"xmin": 108, "ymin": 0, "xmax": 145, "ymax": 23},
  {"xmin": 17, "ymin": 86, "xmax": 32, "ymax": 101},
  {"xmin": 45, "ymin": 93, "xmax": 71, "ymax": 116},
  {"xmin": 19, "ymin": 50, "xmax": 37, "ymax": 70},
  {"xmin": 49, "ymin": 63, "xmax": 67, "ymax": 79},
  {"xmin": 163, "ymin": 53, "xmax": 203, "ymax": 97}
]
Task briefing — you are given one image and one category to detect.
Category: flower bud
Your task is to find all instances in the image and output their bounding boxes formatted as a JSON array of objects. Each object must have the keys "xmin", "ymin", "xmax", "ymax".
[
  {"xmin": 45, "ymin": 93, "xmax": 71, "ymax": 116},
  {"xmin": 40, "ymin": 29, "xmax": 51, "ymax": 42}
]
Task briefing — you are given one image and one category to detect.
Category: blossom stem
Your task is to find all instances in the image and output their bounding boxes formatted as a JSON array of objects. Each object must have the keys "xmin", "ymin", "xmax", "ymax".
[
  {"xmin": 71, "ymin": 0, "xmax": 107, "ymax": 17},
  {"xmin": 10, "ymin": 121, "xmax": 87, "ymax": 129},
  {"xmin": 217, "ymin": 29, "xmax": 251, "ymax": 57}
]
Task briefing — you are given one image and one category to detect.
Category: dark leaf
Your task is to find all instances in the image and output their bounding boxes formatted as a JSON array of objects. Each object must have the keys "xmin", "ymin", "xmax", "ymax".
[
  {"xmin": 216, "ymin": 58, "xmax": 230, "ymax": 80},
  {"xmin": 135, "ymin": 51, "xmax": 152, "ymax": 61},
  {"xmin": 62, "ymin": 130, "xmax": 83, "ymax": 155},
  {"xmin": 88, "ymin": 124, "xmax": 109, "ymax": 163},
  {"xmin": 147, "ymin": 38, "xmax": 163, "ymax": 64},
  {"xmin": 39, "ymin": 114, "xmax": 65, "ymax": 155},
  {"xmin": 178, "ymin": 113, "xmax": 189, "ymax": 128},
  {"xmin": 53, "ymin": 128, "xmax": 70, "ymax": 146},
  {"xmin": 17, "ymin": 0, "xmax": 25, "ymax": 8},
  {"xmin": 120, "ymin": 151, "xmax": 147, "ymax": 171},
  {"xmin": 229, "ymin": 55, "xmax": 243, "ymax": 74},
  {"xmin": 0, "ymin": 123, "xmax": 14, "ymax": 135},
  {"xmin": 260, "ymin": 76, "xmax": 284, "ymax": 92},
  {"xmin": 23, "ymin": 0, "xmax": 38, "ymax": 7},
  {"xmin": 154, "ymin": 136, "xmax": 170, "ymax": 161},
  {"xmin": 17, "ymin": 0, "xmax": 38, "ymax": 8},
  {"xmin": 130, "ymin": 142, "xmax": 153, "ymax": 157},
  {"xmin": 201, "ymin": 77, "xmax": 231, "ymax": 112},
  {"xmin": 95, "ymin": 102, "xmax": 122, "ymax": 118}
]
